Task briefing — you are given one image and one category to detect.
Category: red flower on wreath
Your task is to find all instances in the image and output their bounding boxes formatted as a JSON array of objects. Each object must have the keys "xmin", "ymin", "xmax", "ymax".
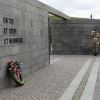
[{"xmin": 8, "ymin": 61, "xmax": 21, "ymax": 80}]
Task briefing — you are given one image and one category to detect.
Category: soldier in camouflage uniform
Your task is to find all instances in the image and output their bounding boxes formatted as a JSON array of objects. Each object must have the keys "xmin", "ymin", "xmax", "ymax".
[{"xmin": 91, "ymin": 30, "xmax": 100, "ymax": 56}]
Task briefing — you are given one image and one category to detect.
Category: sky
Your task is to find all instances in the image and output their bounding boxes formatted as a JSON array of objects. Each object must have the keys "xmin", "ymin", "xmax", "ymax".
[{"xmin": 38, "ymin": 0, "xmax": 100, "ymax": 19}]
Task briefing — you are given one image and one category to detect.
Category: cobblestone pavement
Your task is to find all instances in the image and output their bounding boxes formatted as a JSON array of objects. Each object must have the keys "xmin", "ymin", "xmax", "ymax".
[{"xmin": 0, "ymin": 55, "xmax": 100, "ymax": 100}]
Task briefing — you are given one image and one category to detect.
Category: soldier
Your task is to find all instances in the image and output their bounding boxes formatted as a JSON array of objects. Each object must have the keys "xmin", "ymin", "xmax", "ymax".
[{"xmin": 91, "ymin": 30, "xmax": 100, "ymax": 56}]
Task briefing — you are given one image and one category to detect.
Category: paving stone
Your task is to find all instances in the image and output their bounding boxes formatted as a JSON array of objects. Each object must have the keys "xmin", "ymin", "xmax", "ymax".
[{"xmin": 0, "ymin": 55, "xmax": 91, "ymax": 100}]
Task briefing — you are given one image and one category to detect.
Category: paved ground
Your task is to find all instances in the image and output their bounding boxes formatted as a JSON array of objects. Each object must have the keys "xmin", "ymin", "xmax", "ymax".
[{"xmin": 0, "ymin": 55, "xmax": 100, "ymax": 100}]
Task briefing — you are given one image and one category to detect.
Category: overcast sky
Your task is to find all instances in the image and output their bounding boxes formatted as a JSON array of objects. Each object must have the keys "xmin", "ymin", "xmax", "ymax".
[{"xmin": 38, "ymin": 0, "xmax": 100, "ymax": 19}]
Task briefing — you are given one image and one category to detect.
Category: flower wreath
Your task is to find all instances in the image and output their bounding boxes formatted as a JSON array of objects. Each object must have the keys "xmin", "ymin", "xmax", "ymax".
[{"xmin": 7, "ymin": 61, "xmax": 24, "ymax": 86}]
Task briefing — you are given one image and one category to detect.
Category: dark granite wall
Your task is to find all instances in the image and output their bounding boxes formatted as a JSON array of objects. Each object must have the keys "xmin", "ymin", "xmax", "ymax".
[{"xmin": 49, "ymin": 18, "xmax": 100, "ymax": 55}]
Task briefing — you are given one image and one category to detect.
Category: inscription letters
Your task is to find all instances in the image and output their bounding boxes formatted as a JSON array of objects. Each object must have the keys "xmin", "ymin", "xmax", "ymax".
[{"xmin": 3, "ymin": 17, "xmax": 23, "ymax": 45}]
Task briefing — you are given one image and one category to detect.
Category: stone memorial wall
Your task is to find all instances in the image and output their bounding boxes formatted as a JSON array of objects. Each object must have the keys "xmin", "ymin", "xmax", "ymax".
[
  {"xmin": 49, "ymin": 18, "xmax": 100, "ymax": 55},
  {"xmin": 0, "ymin": 0, "xmax": 49, "ymax": 89}
]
